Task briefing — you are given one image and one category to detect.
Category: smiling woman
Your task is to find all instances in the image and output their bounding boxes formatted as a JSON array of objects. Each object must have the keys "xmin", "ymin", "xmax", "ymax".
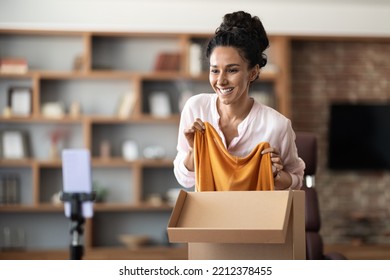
[{"xmin": 173, "ymin": 11, "xmax": 305, "ymax": 191}]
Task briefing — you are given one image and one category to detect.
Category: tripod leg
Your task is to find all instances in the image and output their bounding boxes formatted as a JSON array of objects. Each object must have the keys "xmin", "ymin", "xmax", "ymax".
[
  {"xmin": 70, "ymin": 244, "xmax": 84, "ymax": 260},
  {"xmin": 69, "ymin": 218, "xmax": 85, "ymax": 260}
]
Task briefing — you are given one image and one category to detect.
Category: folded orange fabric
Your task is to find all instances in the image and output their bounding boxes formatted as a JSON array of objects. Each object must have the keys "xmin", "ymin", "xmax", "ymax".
[{"xmin": 194, "ymin": 122, "xmax": 274, "ymax": 191}]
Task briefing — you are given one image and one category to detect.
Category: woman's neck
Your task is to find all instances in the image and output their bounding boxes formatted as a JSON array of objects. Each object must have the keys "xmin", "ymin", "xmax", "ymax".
[
  {"xmin": 217, "ymin": 96, "xmax": 254, "ymax": 124},
  {"xmin": 217, "ymin": 96, "xmax": 254, "ymax": 147}
]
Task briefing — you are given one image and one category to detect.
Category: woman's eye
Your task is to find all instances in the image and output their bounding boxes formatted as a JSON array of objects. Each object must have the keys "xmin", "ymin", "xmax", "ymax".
[
  {"xmin": 210, "ymin": 69, "xmax": 219, "ymax": 74},
  {"xmin": 228, "ymin": 68, "xmax": 238, "ymax": 73}
]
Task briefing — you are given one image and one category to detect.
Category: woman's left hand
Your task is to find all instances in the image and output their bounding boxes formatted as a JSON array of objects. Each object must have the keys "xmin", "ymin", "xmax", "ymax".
[{"xmin": 262, "ymin": 147, "xmax": 283, "ymax": 175}]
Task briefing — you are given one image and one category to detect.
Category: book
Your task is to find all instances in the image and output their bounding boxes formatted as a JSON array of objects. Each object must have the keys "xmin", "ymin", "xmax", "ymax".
[
  {"xmin": 0, "ymin": 57, "xmax": 28, "ymax": 74},
  {"xmin": 189, "ymin": 43, "xmax": 202, "ymax": 75},
  {"xmin": 117, "ymin": 92, "xmax": 137, "ymax": 118},
  {"xmin": 153, "ymin": 52, "xmax": 181, "ymax": 71},
  {"xmin": 0, "ymin": 174, "xmax": 20, "ymax": 204},
  {"xmin": 0, "ymin": 177, "xmax": 5, "ymax": 204}
]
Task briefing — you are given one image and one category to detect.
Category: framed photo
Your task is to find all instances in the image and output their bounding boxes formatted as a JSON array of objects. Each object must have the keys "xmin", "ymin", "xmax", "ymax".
[
  {"xmin": 8, "ymin": 87, "xmax": 32, "ymax": 116},
  {"xmin": 149, "ymin": 92, "xmax": 171, "ymax": 117},
  {"xmin": 0, "ymin": 130, "xmax": 28, "ymax": 159}
]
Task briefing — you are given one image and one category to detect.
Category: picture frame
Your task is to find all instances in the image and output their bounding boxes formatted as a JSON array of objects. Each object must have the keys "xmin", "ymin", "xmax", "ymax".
[
  {"xmin": 122, "ymin": 140, "xmax": 139, "ymax": 161},
  {"xmin": 8, "ymin": 87, "xmax": 32, "ymax": 116},
  {"xmin": 0, "ymin": 130, "xmax": 28, "ymax": 159},
  {"xmin": 148, "ymin": 92, "xmax": 171, "ymax": 117}
]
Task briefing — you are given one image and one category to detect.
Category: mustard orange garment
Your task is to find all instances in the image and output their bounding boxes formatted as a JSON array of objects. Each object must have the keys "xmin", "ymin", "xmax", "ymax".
[{"xmin": 194, "ymin": 122, "xmax": 274, "ymax": 191}]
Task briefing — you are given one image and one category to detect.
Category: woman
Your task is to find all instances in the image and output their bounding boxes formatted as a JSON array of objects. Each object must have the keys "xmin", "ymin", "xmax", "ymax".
[{"xmin": 173, "ymin": 11, "xmax": 304, "ymax": 190}]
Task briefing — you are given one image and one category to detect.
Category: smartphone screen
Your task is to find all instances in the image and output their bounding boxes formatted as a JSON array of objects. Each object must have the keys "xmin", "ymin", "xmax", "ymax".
[{"xmin": 62, "ymin": 149, "xmax": 93, "ymax": 218}]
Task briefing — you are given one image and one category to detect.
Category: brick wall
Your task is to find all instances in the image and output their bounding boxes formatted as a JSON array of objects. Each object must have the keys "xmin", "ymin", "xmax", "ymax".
[{"xmin": 290, "ymin": 39, "xmax": 390, "ymax": 245}]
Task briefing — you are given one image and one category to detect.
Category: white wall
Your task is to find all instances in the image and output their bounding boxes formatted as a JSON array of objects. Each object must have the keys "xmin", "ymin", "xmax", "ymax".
[{"xmin": 0, "ymin": 0, "xmax": 390, "ymax": 37}]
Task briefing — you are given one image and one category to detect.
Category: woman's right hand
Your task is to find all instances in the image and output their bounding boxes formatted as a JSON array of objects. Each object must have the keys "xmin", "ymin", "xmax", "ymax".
[{"xmin": 183, "ymin": 118, "xmax": 206, "ymax": 150}]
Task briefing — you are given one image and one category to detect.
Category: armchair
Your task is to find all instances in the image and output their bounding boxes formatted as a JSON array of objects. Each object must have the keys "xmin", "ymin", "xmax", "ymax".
[{"xmin": 295, "ymin": 132, "xmax": 347, "ymax": 260}]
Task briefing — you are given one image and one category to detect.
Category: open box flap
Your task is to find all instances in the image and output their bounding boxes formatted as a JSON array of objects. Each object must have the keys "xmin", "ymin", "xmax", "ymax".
[{"xmin": 167, "ymin": 190, "xmax": 293, "ymax": 244}]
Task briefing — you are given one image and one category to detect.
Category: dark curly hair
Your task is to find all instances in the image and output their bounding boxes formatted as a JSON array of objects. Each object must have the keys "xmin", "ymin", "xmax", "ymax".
[{"xmin": 206, "ymin": 11, "xmax": 269, "ymax": 76}]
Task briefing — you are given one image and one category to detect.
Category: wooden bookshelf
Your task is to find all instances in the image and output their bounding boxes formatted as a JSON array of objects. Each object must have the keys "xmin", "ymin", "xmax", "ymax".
[{"xmin": 0, "ymin": 29, "xmax": 291, "ymax": 258}]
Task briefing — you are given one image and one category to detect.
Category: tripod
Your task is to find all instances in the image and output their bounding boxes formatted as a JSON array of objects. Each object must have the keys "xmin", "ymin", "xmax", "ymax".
[{"xmin": 60, "ymin": 192, "xmax": 95, "ymax": 260}]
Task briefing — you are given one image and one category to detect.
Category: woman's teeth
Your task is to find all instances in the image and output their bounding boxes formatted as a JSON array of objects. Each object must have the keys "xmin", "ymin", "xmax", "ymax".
[{"xmin": 220, "ymin": 88, "xmax": 233, "ymax": 94}]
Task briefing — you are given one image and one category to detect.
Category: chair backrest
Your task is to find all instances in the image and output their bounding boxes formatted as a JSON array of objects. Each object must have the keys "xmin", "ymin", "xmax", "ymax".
[
  {"xmin": 295, "ymin": 132, "xmax": 347, "ymax": 260},
  {"xmin": 295, "ymin": 132, "xmax": 323, "ymax": 259},
  {"xmin": 295, "ymin": 132, "xmax": 317, "ymax": 177},
  {"xmin": 295, "ymin": 132, "xmax": 321, "ymax": 230}
]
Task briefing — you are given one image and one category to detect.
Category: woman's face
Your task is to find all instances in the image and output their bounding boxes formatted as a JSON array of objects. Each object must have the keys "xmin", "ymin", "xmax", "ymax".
[{"xmin": 209, "ymin": 46, "xmax": 259, "ymax": 106}]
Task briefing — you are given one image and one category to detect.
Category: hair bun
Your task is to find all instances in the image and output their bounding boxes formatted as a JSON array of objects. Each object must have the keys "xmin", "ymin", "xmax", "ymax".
[
  {"xmin": 207, "ymin": 11, "xmax": 269, "ymax": 71},
  {"xmin": 218, "ymin": 11, "xmax": 253, "ymax": 33},
  {"xmin": 216, "ymin": 11, "xmax": 268, "ymax": 52}
]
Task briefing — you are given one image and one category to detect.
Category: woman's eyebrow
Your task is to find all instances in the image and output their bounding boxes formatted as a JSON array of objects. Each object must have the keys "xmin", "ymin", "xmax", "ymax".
[{"xmin": 210, "ymin": 63, "xmax": 240, "ymax": 67}]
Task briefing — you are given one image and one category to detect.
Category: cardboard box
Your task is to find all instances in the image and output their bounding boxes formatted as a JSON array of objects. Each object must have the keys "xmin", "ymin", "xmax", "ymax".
[{"xmin": 167, "ymin": 190, "xmax": 305, "ymax": 260}]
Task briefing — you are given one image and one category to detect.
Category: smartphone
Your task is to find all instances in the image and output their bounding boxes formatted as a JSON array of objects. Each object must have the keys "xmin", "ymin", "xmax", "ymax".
[{"xmin": 62, "ymin": 149, "xmax": 93, "ymax": 218}]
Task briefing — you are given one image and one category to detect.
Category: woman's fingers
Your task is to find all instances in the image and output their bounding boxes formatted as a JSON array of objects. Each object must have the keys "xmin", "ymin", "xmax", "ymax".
[
  {"xmin": 261, "ymin": 147, "xmax": 280, "ymax": 155},
  {"xmin": 192, "ymin": 118, "xmax": 205, "ymax": 131},
  {"xmin": 262, "ymin": 147, "xmax": 283, "ymax": 171},
  {"xmin": 184, "ymin": 119, "xmax": 206, "ymax": 149}
]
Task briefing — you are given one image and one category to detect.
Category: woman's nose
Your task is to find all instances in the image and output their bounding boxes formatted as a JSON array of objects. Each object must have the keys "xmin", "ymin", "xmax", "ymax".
[{"xmin": 217, "ymin": 74, "xmax": 227, "ymax": 85}]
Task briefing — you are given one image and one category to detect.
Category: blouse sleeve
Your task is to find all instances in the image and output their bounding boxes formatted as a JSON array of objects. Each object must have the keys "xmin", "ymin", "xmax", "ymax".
[
  {"xmin": 280, "ymin": 121, "xmax": 305, "ymax": 190},
  {"xmin": 173, "ymin": 100, "xmax": 196, "ymax": 188}
]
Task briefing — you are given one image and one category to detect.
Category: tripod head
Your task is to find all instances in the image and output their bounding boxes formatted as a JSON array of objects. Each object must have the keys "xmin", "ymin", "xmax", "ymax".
[{"xmin": 60, "ymin": 191, "xmax": 96, "ymax": 260}]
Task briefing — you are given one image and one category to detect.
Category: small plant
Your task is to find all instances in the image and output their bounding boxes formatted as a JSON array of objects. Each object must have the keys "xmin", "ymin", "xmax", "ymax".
[{"xmin": 93, "ymin": 182, "xmax": 108, "ymax": 203}]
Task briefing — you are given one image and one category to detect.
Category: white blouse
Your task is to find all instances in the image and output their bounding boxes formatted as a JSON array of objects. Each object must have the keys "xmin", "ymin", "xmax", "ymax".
[{"xmin": 173, "ymin": 93, "xmax": 305, "ymax": 189}]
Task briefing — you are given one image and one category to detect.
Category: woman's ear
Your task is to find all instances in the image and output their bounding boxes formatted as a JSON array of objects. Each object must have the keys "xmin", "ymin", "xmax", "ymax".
[{"xmin": 250, "ymin": 64, "xmax": 260, "ymax": 82}]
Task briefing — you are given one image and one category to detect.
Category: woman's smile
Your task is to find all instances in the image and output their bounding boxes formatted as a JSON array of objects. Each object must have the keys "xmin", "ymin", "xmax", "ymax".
[{"xmin": 218, "ymin": 87, "xmax": 234, "ymax": 95}]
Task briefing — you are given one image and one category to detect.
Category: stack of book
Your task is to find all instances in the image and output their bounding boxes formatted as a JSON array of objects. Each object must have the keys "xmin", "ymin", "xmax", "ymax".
[
  {"xmin": 0, "ymin": 174, "xmax": 20, "ymax": 204},
  {"xmin": 0, "ymin": 57, "xmax": 28, "ymax": 74}
]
